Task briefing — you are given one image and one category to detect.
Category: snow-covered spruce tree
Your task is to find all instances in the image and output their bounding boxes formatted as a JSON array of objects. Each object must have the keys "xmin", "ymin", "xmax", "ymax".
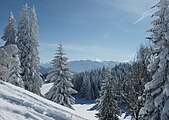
[
  {"xmin": 30, "ymin": 5, "xmax": 42, "ymax": 94},
  {"xmin": 90, "ymin": 69, "xmax": 101, "ymax": 98},
  {"xmin": 17, "ymin": 4, "xmax": 42, "ymax": 95},
  {"xmin": 123, "ymin": 45, "xmax": 151, "ymax": 120},
  {"xmin": 30, "ymin": 5, "xmax": 40, "ymax": 70},
  {"xmin": 136, "ymin": 45, "xmax": 152, "ymax": 87},
  {"xmin": 96, "ymin": 69, "xmax": 120, "ymax": 120},
  {"xmin": 73, "ymin": 68, "xmax": 102, "ymax": 99},
  {"xmin": 113, "ymin": 63, "xmax": 132, "ymax": 97},
  {"xmin": 5, "ymin": 45, "xmax": 24, "ymax": 88},
  {"xmin": 1, "ymin": 12, "xmax": 16, "ymax": 46},
  {"xmin": 80, "ymin": 72, "xmax": 94, "ymax": 100},
  {"xmin": 1, "ymin": 11, "xmax": 23, "ymax": 87},
  {"xmin": 0, "ymin": 47, "xmax": 11, "ymax": 81},
  {"xmin": 72, "ymin": 72, "xmax": 84, "ymax": 92},
  {"xmin": 45, "ymin": 43, "xmax": 77, "ymax": 109},
  {"xmin": 139, "ymin": 0, "xmax": 169, "ymax": 119}
]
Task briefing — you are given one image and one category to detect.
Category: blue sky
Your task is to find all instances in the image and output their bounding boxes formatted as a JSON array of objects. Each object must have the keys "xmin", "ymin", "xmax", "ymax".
[{"xmin": 0, "ymin": 0, "xmax": 158, "ymax": 63}]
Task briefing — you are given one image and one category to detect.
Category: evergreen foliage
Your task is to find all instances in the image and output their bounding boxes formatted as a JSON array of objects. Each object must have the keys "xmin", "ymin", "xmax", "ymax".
[
  {"xmin": 17, "ymin": 4, "xmax": 42, "ymax": 95},
  {"xmin": 73, "ymin": 63, "xmax": 132, "ymax": 100},
  {"xmin": 45, "ymin": 43, "xmax": 77, "ymax": 109},
  {"xmin": 139, "ymin": 0, "xmax": 169, "ymax": 119},
  {"xmin": 1, "ymin": 12, "xmax": 16, "ymax": 46},
  {"xmin": 123, "ymin": 45, "xmax": 151, "ymax": 120},
  {"xmin": 97, "ymin": 69, "xmax": 120, "ymax": 120},
  {"xmin": 6, "ymin": 45, "xmax": 24, "ymax": 88}
]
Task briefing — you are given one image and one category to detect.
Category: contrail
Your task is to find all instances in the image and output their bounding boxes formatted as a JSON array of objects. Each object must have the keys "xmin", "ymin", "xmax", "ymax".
[{"xmin": 133, "ymin": 9, "xmax": 155, "ymax": 24}]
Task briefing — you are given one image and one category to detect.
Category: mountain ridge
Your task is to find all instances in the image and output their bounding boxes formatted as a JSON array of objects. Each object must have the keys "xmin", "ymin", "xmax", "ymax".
[{"xmin": 40, "ymin": 60, "xmax": 119, "ymax": 73}]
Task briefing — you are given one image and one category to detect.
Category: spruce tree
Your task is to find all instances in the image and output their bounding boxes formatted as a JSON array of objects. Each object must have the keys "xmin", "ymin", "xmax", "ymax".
[
  {"xmin": 97, "ymin": 69, "xmax": 120, "ymax": 120},
  {"xmin": 0, "ymin": 48, "xmax": 11, "ymax": 81},
  {"xmin": 30, "ymin": 5, "xmax": 40, "ymax": 70},
  {"xmin": 45, "ymin": 43, "xmax": 77, "ymax": 109},
  {"xmin": 30, "ymin": 5, "xmax": 42, "ymax": 94},
  {"xmin": 7, "ymin": 45, "xmax": 24, "ymax": 88},
  {"xmin": 1, "ymin": 12, "xmax": 23, "ymax": 87},
  {"xmin": 123, "ymin": 45, "xmax": 151, "ymax": 120},
  {"xmin": 17, "ymin": 4, "xmax": 42, "ymax": 95},
  {"xmin": 139, "ymin": 0, "xmax": 169, "ymax": 119},
  {"xmin": 1, "ymin": 12, "xmax": 16, "ymax": 46},
  {"xmin": 80, "ymin": 72, "xmax": 93, "ymax": 100}
]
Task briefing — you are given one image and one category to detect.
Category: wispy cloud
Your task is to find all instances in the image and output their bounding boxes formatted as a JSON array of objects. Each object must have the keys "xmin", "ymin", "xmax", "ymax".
[
  {"xmin": 133, "ymin": 9, "xmax": 157, "ymax": 24},
  {"xmin": 99, "ymin": 0, "xmax": 156, "ymax": 14},
  {"xmin": 97, "ymin": 0, "xmax": 158, "ymax": 24},
  {"xmin": 115, "ymin": 0, "xmax": 158, "ymax": 24},
  {"xmin": 40, "ymin": 43, "xmax": 135, "ymax": 62},
  {"xmin": 40, "ymin": 43, "xmax": 117, "ymax": 53}
]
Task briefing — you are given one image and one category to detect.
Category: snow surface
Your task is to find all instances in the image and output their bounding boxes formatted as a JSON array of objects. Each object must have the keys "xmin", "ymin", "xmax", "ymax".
[
  {"xmin": 41, "ymin": 82, "xmax": 53, "ymax": 95},
  {"xmin": 0, "ymin": 80, "xmax": 87, "ymax": 120},
  {"xmin": 41, "ymin": 83, "xmax": 131, "ymax": 120}
]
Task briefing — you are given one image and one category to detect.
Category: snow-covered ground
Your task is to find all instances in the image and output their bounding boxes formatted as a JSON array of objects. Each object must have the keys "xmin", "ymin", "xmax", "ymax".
[
  {"xmin": 73, "ymin": 96, "xmax": 98, "ymax": 120},
  {"xmin": 0, "ymin": 80, "xmax": 131, "ymax": 120},
  {"xmin": 41, "ymin": 82, "xmax": 53, "ymax": 95},
  {"xmin": 41, "ymin": 82, "xmax": 131, "ymax": 120},
  {"xmin": 0, "ymin": 80, "xmax": 87, "ymax": 120},
  {"xmin": 41, "ymin": 82, "xmax": 98, "ymax": 120}
]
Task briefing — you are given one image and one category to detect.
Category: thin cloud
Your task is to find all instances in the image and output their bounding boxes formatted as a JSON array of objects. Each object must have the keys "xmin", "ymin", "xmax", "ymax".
[
  {"xmin": 40, "ymin": 43, "xmax": 135, "ymax": 62},
  {"xmin": 97, "ymin": 0, "xmax": 158, "ymax": 24},
  {"xmin": 41, "ymin": 43, "xmax": 117, "ymax": 53},
  {"xmin": 99, "ymin": 0, "xmax": 156, "ymax": 15},
  {"xmin": 133, "ymin": 9, "xmax": 156, "ymax": 24}
]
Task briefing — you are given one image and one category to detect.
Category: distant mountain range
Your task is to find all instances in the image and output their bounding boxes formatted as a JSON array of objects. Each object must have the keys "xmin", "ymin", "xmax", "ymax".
[{"xmin": 40, "ymin": 60, "xmax": 119, "ymax": 74}]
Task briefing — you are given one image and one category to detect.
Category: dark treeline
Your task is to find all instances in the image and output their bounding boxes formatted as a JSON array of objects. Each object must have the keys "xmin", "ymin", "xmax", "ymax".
[{"xmin": 72, "ymin": 45, "xmax": 151, "ymax": 120}]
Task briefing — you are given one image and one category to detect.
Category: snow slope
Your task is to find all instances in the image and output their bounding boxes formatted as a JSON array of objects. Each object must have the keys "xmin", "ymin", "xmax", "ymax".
[
  {"xmin": 41, "ymin": 83, "xmax": 131, "ymax": 120},
  {"xmin": 41, "ymin": 82, "xmax": 53, "ymax": 95},
  {"xmin": 73, "ymin": 97, "xmax": 98, "ymax": 120},
  {"xmin": 41, "ymin": 83, "xmax": 98, "ymax": 120},
  {"xmin": 0, "ymin": 80, "xmax": 87, "ymax": 120}
]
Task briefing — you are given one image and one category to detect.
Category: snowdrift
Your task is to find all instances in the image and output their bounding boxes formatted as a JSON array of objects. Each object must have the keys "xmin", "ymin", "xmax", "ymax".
[{"xmin": 0, "ymin": 80, "xmax": 87, "ymax": 120}]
